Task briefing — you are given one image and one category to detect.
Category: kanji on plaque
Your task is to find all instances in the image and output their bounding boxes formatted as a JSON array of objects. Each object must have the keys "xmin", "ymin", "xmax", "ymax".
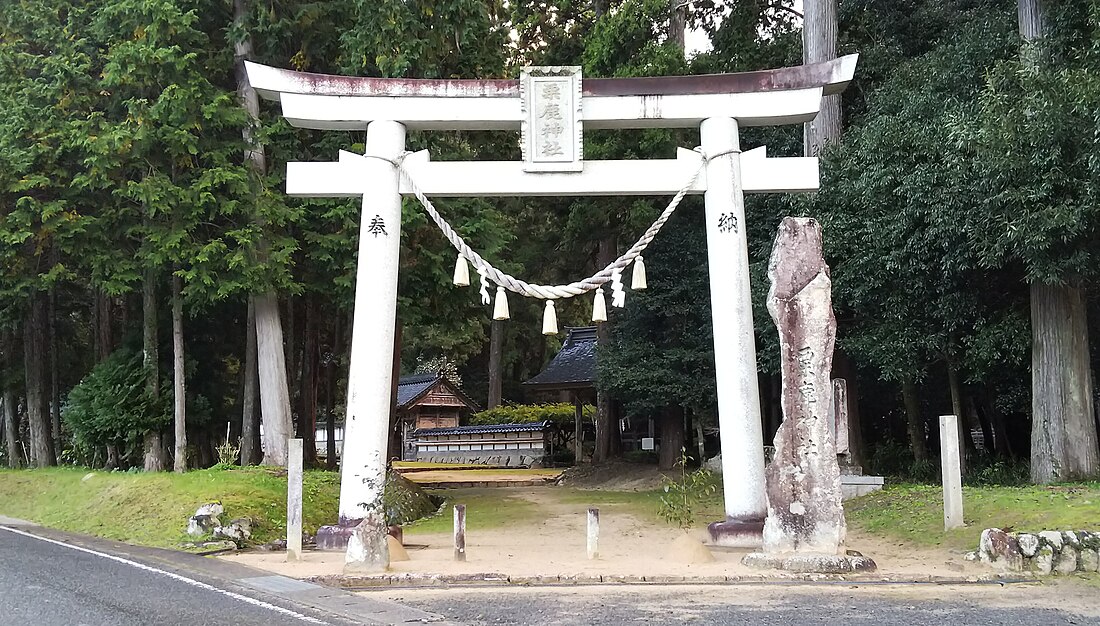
[{"xmin": 521, "ymin": 67, "xmax": 582, "ymax": 172}]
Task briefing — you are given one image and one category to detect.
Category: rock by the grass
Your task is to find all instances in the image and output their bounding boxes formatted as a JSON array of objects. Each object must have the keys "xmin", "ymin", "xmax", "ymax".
[
  {"xmin": 186, "ymin": 503, "xmax": 226, "ymax": 537},
  {"xmin": 979, "ymin": 528, "xmax": 1022, "ymax": 570},
  {"xmin": 1080, "ymin": 548, "xmax": 1099, "ymax": 573},
  {"xmin": 213, "ymin": 518, "xmax": 252, "ymax": 544},
  {"xmin": 1054, "ymin": 547, "xmax": 1079, "ymax": 575},
  {"xmin": 258, "ymin": 539, "xmax": 288, "ymax": 552},
  {"xmin": 1038, "ymin": 530, "xmax": 1063, "ymax": 550},
  {"xmin": 1034, "ymin": 546, "xmax": 1055, "ymax": 575},
  {"xmin": 1062, "ymin": 531, "xmax": 1082, "ymax": 548},
  {"xmin": 195, "ymin": 502, "xmax": 224, "ymax": 518},
  {"xmin": 187, "ymin": 514, "xmax": 220, "ymax": 537},
  {"xmin": 1017, "ymin": 533, "xmax": 1040, "ymax": 558},
  {"xmin": 667, "ymin": 532, "xmax": 715, "ymax": 564}
]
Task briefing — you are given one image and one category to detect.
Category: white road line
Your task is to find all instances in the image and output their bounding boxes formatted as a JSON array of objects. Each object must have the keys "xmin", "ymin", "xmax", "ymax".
[{"xmin": 0, "ymin": 525, "xmax": 328, "ymax": 625}]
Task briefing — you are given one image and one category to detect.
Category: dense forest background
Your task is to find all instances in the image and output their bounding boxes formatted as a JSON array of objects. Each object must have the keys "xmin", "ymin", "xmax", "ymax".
[{"xmin": 1, "ymin": 0, "xmax": 1097, "ymax": 483}]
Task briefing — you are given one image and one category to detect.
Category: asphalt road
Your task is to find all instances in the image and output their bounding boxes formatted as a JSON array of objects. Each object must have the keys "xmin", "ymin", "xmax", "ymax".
[
  {"xmin": 390, "ymin": 584, "xmax": 1100, "ymax": 626},
  {"xmin": 0, "ymin": 525, "xmax": 351, "ymax": 626}
]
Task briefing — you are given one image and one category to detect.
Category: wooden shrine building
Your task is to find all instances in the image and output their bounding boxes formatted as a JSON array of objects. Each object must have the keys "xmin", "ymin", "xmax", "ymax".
[{"xmin": 395, "ymin": 373, "xmax": 479, "ymax": 461}]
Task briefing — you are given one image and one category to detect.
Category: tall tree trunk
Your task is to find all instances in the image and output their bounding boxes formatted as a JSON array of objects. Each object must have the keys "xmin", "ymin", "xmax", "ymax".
[
  {"xmin": 1030, "ymin": 284, "xmax": 1098, "ymax": 482},
  {"xmin": 142, "ymin": 268, "xmax": 166, "ymax": 472},
  {"xmin": 241, "ymin": 297, "xmax": 260, "ymax": 465},
  {"xmin": 658, "ymin": 405, "xmax": 685, "ymax": 471},
  {"xmin": 95, "ymin": 290, "xmax": 114, "ymax": 361},
  {"xmin": 487, "ymin": 320, "xmax": 504, "ymax": 408},
  {"xmin": 901, "ymin": 377, "xmax": 927, "ymax": 462},
  {"xmin": 255, "ymin": 293, "xmax": 293, "ymax": 466},
  {"xmin": 946, "ymin": 360, "xmax": 968, "ymax": 476},
  {"xmin": 172, "ymin": 275, "xmax": 187, "ymax": 473},
  {"xmin": 1017, "ymin": 0, "xmax": 1097, "ymax": 482},
  {"xmin": 803, "ymin": 0, "xmax": 841, "ymax": 155},
  {"xmin": 594, "ymin": 237, "xmax": 620, "ymax": 462},
  {"xmin": 2, "ymin": 332, "xmax": 20, "ymax": 468},
  {"xmin": 285, "ymin": 296, "xmax": 298, "ymax": 412},
  {"xmin": 25, "ymin": 292, "xmax": 54, "ymax": 467},
  {"xmin": 48, "ymin": 286, "xmax": 61, "ymax": 457},
  {"xmin": 234, "ymin": 0, "xmax": 294, "ymax": 467},
  {"xmin": 326, "ymin": 315, "xmax": 340, "ymax": 470},
  {"xmin": 300, "ymin": 295, "xmax": 319, "ymax": 467},
  {"xmin": 969, "ymin": 395, "xmax": 995, "ymax": 452},
  {"xmin": 668, "ymin": 0, "xmax": 686, "ymax": 54}
]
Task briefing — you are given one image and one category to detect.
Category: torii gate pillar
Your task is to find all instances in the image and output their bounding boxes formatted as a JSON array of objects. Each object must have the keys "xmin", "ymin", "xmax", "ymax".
[
  {"xmin": 320, "ymin": 121, "xmax": 406, "ymax": 571},
  {"xmin": 701, "ymin": 117, "xmax": 768, "ymax": 546}
]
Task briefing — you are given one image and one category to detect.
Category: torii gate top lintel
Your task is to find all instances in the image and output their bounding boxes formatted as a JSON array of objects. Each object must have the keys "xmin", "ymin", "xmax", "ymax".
[
  {"xmin": 247, "ymin": 54, "xmax": 856, "ymax": 101},
  {"xmin": 245, "ymin": 55, "xmax": 857, "ymax": 131}
]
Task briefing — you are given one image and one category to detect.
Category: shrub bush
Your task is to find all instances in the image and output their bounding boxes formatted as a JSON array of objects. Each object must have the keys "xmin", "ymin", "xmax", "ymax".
[{"xmin": 469, "ymin": 403, "xmax": 594, "ymax": 428}]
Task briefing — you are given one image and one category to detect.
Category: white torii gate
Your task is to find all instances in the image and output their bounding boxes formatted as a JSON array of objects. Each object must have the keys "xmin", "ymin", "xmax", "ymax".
[{"xmin": 246, "ymin": 56, "xmax": 857, "ymax": 570}]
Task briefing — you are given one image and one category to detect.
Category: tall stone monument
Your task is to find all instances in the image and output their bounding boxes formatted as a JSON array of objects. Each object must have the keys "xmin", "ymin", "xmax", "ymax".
[{"xmin": 743, "ymin": 217, "xmax": 874, "ymax": 572}]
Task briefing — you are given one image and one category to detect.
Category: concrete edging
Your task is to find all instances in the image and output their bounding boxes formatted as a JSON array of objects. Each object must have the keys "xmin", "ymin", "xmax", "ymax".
[{"xmin": 307, "ymin": 572, "xmax": 1036, "ymax": 590}]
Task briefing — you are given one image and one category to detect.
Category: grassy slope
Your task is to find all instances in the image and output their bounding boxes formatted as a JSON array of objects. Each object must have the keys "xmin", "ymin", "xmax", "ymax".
[
  {"xmin": 0, "ymin": 467, "xmax": 338, "ymax": 548},
  {"xmin": 847, "ymin": 483, "xmax": 1100, "ymax": 551}
]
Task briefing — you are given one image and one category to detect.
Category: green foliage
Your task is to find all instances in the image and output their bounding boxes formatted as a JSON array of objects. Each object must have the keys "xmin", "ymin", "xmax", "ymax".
[
  {"xmin": 382, "ymin": 472, "xmax": 441, "ymax": 526},
  {"xmin": 847, "ymin": 482, "xmax": 1100, "ymax": 551},
  {"xmin": 961, "ymin": 3, "xmax": 1100, "ymax": 283},
  {"xmin": 598, "ymin": 207, "xmax": 716, "ymax": 419},
  {"xmin": 470, "ymin": 403, "xmax": 594, "ymax": 428},
  {"xmin": 213, "ymin": 438, "xmax": 241, "ymax": 470},
  {"xmin": 62, "ymin": 349, "xmax": 169, "ymax": 453},
  {"xmin": 657, "ymin": 449, "xmax": 717, "ymax": 529}
]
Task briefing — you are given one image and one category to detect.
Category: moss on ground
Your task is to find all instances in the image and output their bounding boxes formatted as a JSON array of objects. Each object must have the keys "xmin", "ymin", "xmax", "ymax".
[
  {"xmin": 0, "ymin": 466, "xmax": 436, "ymax": 549},
  {"xmin": 846, "ymin": 482, "xmax": 1100, "ymax": 551}
]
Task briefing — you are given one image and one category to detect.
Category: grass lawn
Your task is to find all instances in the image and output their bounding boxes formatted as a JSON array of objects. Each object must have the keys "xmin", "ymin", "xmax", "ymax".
[
  {"xmin": 404, "ymin": 489, "xmax": 541, "ymax": 535},
  {"xmin": 846, "ymin": 482, "xmax": 1100, "ymax": 551},
  {"xmin": 0, "ymin": 466, "xmax": 339, "ymax": 548}
]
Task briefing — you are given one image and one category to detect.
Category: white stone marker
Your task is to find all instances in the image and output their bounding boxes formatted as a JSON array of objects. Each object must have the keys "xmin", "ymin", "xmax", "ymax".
[
  {"xmin": 702, "ymin": 116, "xmax": 767, "ymax": 548},
  {"xmin": 587, "ymin": 508, "xmax": 600, "ymax": 559},
  {"xmin": 287, "ymin": 438, "xmax": 303, "ymax": 562},
  {"xmin": 940, "ymin": 415, "xmax": 964, "ymax": 531},
  {"xmin": 454, "ymin": 504, "xmax": 466, "ymax": 562}
]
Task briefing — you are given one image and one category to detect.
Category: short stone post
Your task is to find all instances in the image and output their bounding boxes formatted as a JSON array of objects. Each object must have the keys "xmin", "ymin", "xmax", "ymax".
[
  {"xmin": 453, "ymin": 504, "xmax": 466, "ymax": 562},
  {"xmin": 287, "ymin": 438, "xmax": 303, "ymax": 561},
  {"xmin": 940, "ymin": 415, "xmax": 964, "ymax": 531},
  {"xmin": 587, "ymin": 508, "xmax": 599, "ymax": 559}
]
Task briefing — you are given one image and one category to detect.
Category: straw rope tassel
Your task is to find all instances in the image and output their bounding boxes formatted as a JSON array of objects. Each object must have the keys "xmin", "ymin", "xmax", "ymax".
[
  {"xmin": 542, "ymin": 300, "xmax": 558, "ymax": 335},
  {"xmin": 592, "ymin": 288, "xmax": 608, "ymax": 323},
  {"xmin": 493, "ymin": 286, "xmax": 510, "ymax": 320},
  {"xmin": 453, "ymin": 254, "xmax": 470, "ymax": 286},
  {"xmin": 631, "ymin": 256, "xmax": 648, "ymax": 290}
]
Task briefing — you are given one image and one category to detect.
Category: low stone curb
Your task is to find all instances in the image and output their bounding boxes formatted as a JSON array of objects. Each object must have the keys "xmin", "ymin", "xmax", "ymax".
[
  {"xmin": 974, "ymin": 528, "xmax": 1100, "ymax": 576},
  {"xmin": 306, "ymin": 572, "xmax": 1035, "ymax": 590}
]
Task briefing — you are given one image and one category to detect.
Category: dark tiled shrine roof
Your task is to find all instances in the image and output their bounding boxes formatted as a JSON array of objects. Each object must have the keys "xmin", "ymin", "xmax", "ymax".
[
  {"xmin": 522, "ymin": 326, "xmax": 597, "ymax": 391},
  {"xmin": 396, "ymin": 373, "xmax": 479, "ymax": 411},
  {"xmin": 414, "ymin": 421, "xmax": 551, "ymax": 437},
  {"xmin": 396, "ymin": 373, "xmax": 440, "ymax": 408}
]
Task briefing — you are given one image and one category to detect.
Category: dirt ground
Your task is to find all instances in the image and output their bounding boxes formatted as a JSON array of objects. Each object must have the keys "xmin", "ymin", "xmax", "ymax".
[{"xmin": 223, "ymin": 486, "xmax": 998, "ymax": 581}]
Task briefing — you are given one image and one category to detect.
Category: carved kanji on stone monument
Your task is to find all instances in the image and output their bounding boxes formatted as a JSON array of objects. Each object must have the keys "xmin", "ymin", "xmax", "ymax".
[{"xmin": 761, "ymin": 217, "xmax": 845, "ymax": 554}]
